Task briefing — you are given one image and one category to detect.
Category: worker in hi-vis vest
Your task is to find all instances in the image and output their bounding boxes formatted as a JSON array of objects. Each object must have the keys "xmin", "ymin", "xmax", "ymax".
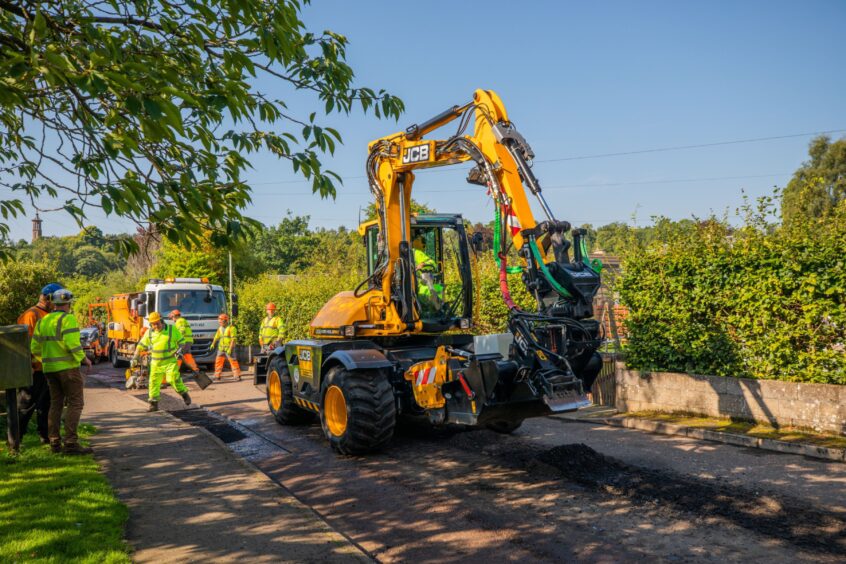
[
  {"xmin": 259, "ymin": 302, "xmax": 283, "ymax": 353},
  {"xmin": 212, "ymin": 313, "xmax": 241, "ymax": 380},
  {"xmin": 30, "ymin": 289, "xmax": 93, "ymax": 454},
  {"xmin": 132, "ymin": 311, "xmax": 191, "ymax": 412}
]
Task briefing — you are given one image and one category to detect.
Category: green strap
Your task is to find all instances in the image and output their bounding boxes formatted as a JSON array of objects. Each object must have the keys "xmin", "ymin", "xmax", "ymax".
[{"xmin": 529, "ymin": 240, "xmax": 573, "ymax": 298}]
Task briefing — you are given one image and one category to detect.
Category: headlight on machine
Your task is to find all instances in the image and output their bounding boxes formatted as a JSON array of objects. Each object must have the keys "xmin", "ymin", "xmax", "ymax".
[
  {"xmin": 459, "ymin": 318, "xmax": 471, "ymax": 330},
  {"xmin": 342, "ymin": 325, "xmax": 356, "ymax": 337}
]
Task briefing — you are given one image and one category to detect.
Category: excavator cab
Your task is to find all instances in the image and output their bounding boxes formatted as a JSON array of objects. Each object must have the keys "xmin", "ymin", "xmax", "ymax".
[{"xmin": 364, "ymin": 214, "xmax": 473, "ymax": 331}]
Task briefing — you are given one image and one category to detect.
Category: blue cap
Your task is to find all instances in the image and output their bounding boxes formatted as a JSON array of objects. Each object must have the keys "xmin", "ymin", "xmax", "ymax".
[{"xmin": 41, "ymin": 282, "xmax": 64, "ymax": 296}]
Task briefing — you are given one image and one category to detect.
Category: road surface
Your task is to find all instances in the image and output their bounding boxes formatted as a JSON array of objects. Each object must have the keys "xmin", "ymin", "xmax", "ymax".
[{"xmin": 89, "ymin": 364, "xmax": 846, "ymax": 563}]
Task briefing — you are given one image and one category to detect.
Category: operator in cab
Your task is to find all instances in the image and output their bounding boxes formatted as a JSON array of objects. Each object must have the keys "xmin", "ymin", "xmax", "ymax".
[{"xmin": 412, "ymin": 237, "xmax": 443, "ymax": 311}]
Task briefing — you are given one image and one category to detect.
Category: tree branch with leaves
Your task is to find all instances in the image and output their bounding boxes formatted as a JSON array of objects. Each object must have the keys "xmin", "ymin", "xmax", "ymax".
[{"xmin": 0, "ymin": 0, "xmax": 403, "ymax": 256}]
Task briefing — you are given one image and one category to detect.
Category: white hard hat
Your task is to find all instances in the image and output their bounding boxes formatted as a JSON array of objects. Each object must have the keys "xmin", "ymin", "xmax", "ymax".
[{"xmin": 51, "ymin": 289, "xmax": 74, "ymax": 305}]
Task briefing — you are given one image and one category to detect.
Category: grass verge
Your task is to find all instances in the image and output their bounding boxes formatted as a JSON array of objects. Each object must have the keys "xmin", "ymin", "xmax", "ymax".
[
  {"xmin": 0, "ymin": 421, "xmax": 130, "ymax": 563},
  {"xmin": 622, "ymin": 410, "xmax": 846, "ymax": 449}
]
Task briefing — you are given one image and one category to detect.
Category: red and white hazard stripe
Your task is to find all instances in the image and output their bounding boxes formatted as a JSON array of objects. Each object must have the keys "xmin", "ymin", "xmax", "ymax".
[
  {"xmin": 506, "ymin": 206, "xmax": 521, "ymax": 236},
  {"xmin": 415, "ymin": 367, "xmax": 437, "ymax": 386}
]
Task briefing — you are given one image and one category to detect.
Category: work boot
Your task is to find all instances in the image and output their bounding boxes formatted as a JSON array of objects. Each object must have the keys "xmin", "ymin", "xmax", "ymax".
[
  {"xmin": 147, "ymin": 400, "xmax": 159, "ymax": 412},
  {"xmin": 180, "ymin": 391, "xmax": 192, "ymax": 406},
  {"xmin": 50, "ymin": 442, "xmax": 63, "ymax": 454},
  {"xmin": 63, "ymin": 444, "xmax": 94, "ymax": 456}
]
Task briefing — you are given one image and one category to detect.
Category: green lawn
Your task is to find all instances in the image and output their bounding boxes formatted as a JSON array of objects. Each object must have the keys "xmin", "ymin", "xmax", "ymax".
[{"xmin": 0, "ymin": 421, "xmax": 130, "ymax": 563}]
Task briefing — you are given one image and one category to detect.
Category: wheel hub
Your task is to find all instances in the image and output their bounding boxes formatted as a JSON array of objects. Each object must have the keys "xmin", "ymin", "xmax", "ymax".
[
  {"xmin": 268, "ymin": 370, "xmax": 282, "ymax": 411},
  {"xmin": 324, "ymin": 385, "xmax": 348, "ymax": 437}
]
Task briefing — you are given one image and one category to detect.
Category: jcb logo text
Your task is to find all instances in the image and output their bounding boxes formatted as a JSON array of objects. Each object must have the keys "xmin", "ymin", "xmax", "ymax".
[{"xmin": 402, "ymin": 144, "xmax": 430, "ymax": 164}]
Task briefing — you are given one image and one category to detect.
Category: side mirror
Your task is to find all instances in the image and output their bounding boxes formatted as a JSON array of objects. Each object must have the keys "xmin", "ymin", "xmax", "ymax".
[{"xmin": 138, "ymin": 303, "xmax": 148, "ymax": 317}]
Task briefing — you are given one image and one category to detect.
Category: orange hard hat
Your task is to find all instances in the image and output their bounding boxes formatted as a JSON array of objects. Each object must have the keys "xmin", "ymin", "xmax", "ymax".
[
  {"xmin": 266, "ymin": 302, "xmax": 276, "ymax": 311},
  {"xmin": 168, "ymin": 309, "xmax": 181, "ymax": 318},
  {"xmin": 218, "ymin": 313, "xmax": 229, "ymax": 322}
]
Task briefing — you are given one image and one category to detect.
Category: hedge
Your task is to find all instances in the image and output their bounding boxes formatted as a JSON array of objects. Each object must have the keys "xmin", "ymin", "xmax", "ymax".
[
  {"xmin": 618, "ymin": 204, "xmax": 846, "ymax": 384},
  {"xmin": 235, "ymin": 252, "xmax": 536, "ymax": 344}
]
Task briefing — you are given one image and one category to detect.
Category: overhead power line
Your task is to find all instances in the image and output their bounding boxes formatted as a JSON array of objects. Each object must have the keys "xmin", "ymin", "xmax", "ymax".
[
  {"xmin": 534, "ymin": 129, "xmax": 846, "ymax": 163},
  {"xmin": 252, "ymin": 172, "xmax": 792, "ymax": 197},
  {"xmin": 246, "ymin": 128, "xmax": 844, "ymax": 187}
]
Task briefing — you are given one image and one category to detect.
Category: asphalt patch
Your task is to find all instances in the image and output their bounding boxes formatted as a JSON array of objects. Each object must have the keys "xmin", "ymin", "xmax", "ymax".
[
  {"xmin": 170, "ymin": 409, "xmax": 247, "ymax": 444},
  {"xmin": 538, "ymin": 443, "xmax": 846, "ymax": 556}
]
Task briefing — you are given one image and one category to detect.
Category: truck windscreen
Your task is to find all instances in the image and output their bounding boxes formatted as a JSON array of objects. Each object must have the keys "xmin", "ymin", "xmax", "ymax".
[{"xmin": 159, "ymin": 290, "xmax": 226, "ymax": 318}]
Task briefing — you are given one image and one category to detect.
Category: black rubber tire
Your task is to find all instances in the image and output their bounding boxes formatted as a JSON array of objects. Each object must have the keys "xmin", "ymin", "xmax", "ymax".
[
  {"xmin": 485, "ymin": 419, "xmax": 524, "ymax": 434},
  {"xmin": 110, "ymin": 345, "xmax": 128, "ymax": 368},
  {"xmin": 320, "ymin": 366, "xmax": 396, "ymax": 455},
  {"xmin": 266, "ymin": 356, "xmax": 313, "ymax": 425}
]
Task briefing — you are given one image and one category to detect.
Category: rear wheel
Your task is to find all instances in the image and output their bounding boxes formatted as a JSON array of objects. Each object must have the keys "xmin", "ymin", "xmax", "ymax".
[
  {"xmin": 486, "ymin": 419, "xmax": 524, "ymax": 434},
  {"xmin": 320, "ymin": 366, "xmax": 396, "ymax": 455},
  {"xmin": 267, "ymin": 356, "xmax": 313, "ymax": 425}
]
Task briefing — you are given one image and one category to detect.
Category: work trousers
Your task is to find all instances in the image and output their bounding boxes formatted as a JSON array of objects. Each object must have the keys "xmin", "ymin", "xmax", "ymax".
[
  {"xmin": 177, "ymin": 352, "xmax": 200, "ymax": 372},
  {"xmin": 18, "ymin": 370, "xmax": 50, "ymax": 440},
  {"xmin": 149, "ymin": 360, "xmax": 188, "ymax": 401},
  {"xmin": 45, "ymin": 367, "xmax": 84, "ymax": 448},
  {"xmin": 214, "ymin": 351, "xmax": 241, "ymax": 379}
]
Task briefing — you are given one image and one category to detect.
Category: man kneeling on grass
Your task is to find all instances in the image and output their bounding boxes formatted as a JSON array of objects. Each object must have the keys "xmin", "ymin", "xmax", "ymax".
[{"xmin": 30, "ymin": 289, "xmax": 93, "ymax": 455}]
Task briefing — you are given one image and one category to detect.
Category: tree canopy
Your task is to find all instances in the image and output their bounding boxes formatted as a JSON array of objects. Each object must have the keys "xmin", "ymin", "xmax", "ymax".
[
  {"xmin": 0, "ymin": 0, "xmax": 403, "ymax": 256},
  {"xmin": 781, "ymin": 135, "xmax": 846, "ymax": 226}
]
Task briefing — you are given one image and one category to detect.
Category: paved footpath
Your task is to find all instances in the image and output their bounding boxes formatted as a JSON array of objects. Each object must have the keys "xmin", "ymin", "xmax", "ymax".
[{"xmin": 83, "ymin": 374, "xmax": 370, "ymax": 563}]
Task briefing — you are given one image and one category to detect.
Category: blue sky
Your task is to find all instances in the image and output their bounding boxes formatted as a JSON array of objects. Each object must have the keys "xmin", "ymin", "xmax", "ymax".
[{"xmin": 10, "ymin": 0, "xmax": 846, "ymax": 239}]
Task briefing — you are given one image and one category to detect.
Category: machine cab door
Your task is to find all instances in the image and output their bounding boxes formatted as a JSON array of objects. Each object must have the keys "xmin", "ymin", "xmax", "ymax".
[{"xmin": 364, "ymin": 214, "xmax": 474, "ymax": 332}]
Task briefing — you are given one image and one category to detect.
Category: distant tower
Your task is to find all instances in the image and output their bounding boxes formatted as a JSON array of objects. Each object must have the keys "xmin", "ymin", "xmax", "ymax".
[{"xmin": 31, "ymin": 213, "xmax": 42, "ymax": 242}]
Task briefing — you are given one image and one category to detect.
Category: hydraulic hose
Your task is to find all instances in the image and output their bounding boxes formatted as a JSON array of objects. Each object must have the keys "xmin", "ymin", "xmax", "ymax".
[
  {"xmin": 498, "ymin": 251, "xmax": 518, "ymax": 310},
  {"xmin": 529, "ymin": 239, "xmax": 573, "ymax": 298},
  {"xmin": 493, "ymin": 204, "xmax": 522, "ymax": 275}
]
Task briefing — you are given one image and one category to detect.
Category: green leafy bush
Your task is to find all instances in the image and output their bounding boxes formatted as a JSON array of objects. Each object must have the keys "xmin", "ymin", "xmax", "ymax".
[
  {"xmin": 236, "ymin": 272, "xmax": 360, "ymax": 344},
  {"xmin": 619, "ymin": 198, "xmax": 846, "ymax": 384},
  {"xmin": 0, "ymin": 261, "xmax": 54, "ymax": 325}
]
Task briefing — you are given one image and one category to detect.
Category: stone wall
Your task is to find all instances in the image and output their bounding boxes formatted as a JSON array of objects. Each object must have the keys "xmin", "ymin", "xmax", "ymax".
[{"xmin": 615, "ymin": 364, "xmax": 846, "ymax": 435}]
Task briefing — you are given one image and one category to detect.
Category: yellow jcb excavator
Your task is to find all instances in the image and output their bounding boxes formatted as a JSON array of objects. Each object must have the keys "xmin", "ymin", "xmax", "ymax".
[{"xmin": 265, "ymin": 89, "xmax": 603, "ymax": 454}]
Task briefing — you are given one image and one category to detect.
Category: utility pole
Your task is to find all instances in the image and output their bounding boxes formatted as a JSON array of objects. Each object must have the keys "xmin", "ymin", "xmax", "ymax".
[{"xmin": 228, "ymin": 251, "xmax": 234, "ymax": 317}]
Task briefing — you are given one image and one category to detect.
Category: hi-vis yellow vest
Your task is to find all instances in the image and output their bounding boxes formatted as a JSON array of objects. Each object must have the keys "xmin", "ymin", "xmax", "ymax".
[
  {"xmin": 259, "ymin": 315, "xmax": 282, "ymax": 346},
  {"xmin": 213, "ymin": 325, "xmax": 237, "ymax": 352},
  {"xmin": 138, "ymin": 324, "xmax": 184, "ymax": 364},
  {"xmin": 30, "ymin": 312, "xmax": 85, "ymax": 373},
  {"xmin": 175, "ymin": 317, "xmax": 193, "ymax": 344}
]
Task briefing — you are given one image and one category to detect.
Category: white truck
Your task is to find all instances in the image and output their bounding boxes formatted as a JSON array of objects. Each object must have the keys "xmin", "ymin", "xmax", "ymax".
[{"xmin": 107, "ymin": 277, "xmax": 235, "ymax": 367}]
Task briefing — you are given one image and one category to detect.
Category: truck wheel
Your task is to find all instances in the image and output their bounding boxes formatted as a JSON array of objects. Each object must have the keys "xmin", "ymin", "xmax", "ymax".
[
  {"xmin": 266, "ymin": 356, "xmax": 313, "ymax": 425},
  {"xmin": 320, "ymin": 366, "xmax": 396, "ymax": 455},
  {"xmin": 486, "ymin": 419, "xmax": 524, "ymax": 434},
  {"xmin": 110, "ymin": 345, "xmax": 128, "ymax": 368}
]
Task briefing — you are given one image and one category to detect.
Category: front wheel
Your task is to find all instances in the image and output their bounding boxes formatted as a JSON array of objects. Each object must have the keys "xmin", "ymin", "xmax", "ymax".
[
  {"xmin": 266, "ymin": 356, "xmax": 313, "ymax": 425},
  {"xmin": 110, "ymin": 344, "xmax": 128, "ymax": 368},
  {"xmin": 320, "ymin": 366, "xmax": 396, "ymax": 455}
]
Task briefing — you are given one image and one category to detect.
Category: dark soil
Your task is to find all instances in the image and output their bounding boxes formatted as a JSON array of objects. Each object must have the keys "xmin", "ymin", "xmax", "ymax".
[{"xmin": 538, "ymin": 443, "xmax": 846, "ymax": 556}]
